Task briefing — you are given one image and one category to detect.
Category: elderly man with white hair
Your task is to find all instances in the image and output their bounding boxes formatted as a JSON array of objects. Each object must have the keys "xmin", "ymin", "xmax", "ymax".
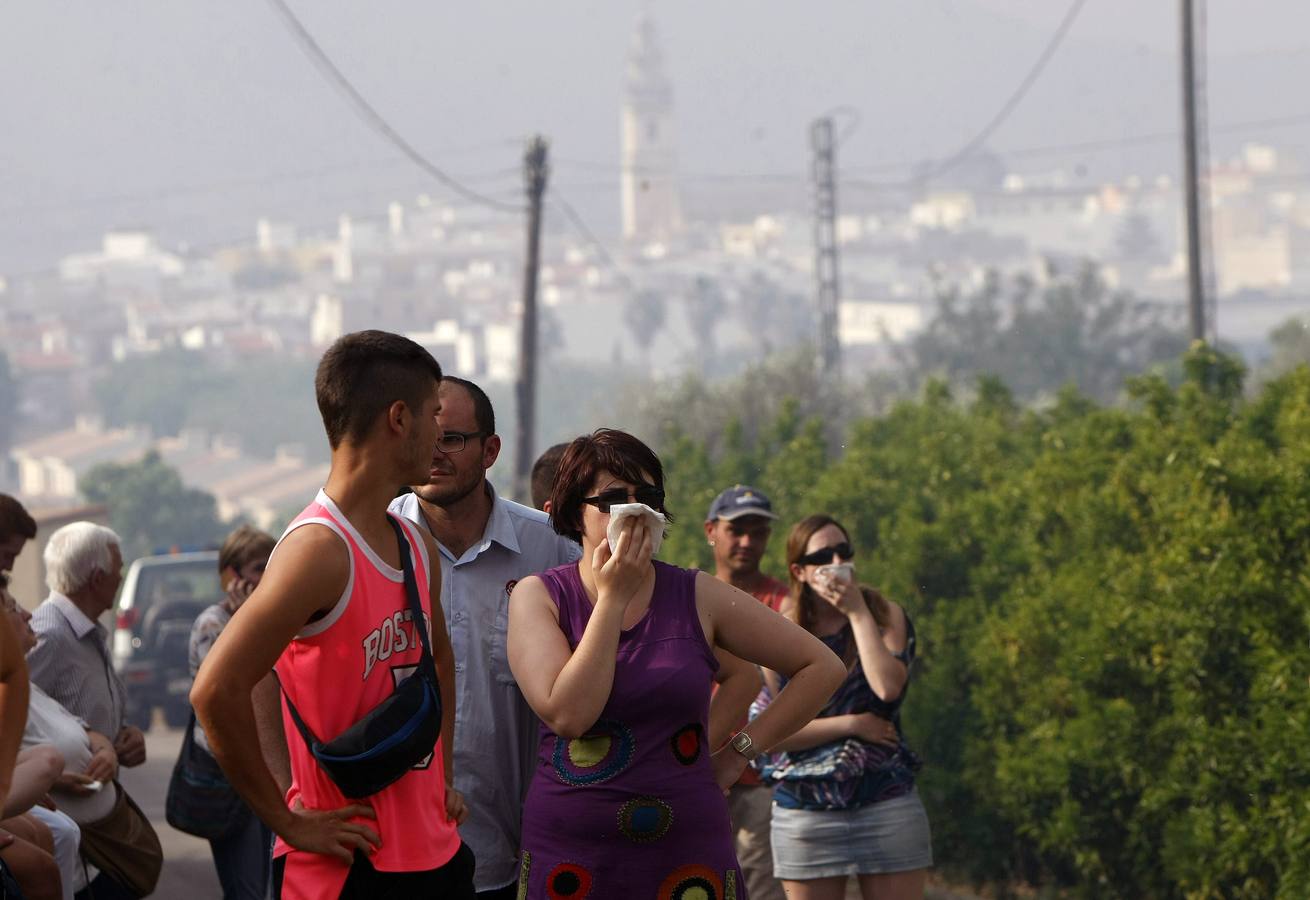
[
  {"xmin": 26, "ymin": 523, "xmax": 145, "ymax": 769},
  {"xmin": 27, "ymin": 522, "xmax": 162, "ymax": 898}
]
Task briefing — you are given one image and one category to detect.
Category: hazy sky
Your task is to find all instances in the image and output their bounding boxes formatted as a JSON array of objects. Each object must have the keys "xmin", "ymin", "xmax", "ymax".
[{"xmin": 3, "ymin": 1, "xmax": 1307, "ymax": 274}]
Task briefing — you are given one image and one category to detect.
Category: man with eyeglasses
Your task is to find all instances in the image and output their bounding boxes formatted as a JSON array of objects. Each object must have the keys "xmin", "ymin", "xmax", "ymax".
[
  {"xmin": 704, "ymin": 485, "xmax": 789, "ymax": 900},
  {"xmin": 388, "ymin": 377, "xmax": 580, "ymax": 900}
]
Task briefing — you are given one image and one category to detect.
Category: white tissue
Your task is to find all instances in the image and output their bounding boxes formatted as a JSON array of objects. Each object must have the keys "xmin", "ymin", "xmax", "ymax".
[
  {"xmin": 605, "ymin": 503, "xmax": 666, "ymax": 557},
  {"xmin": 817, "ymin": 562, "xmax": 854, "ymax": 584}
]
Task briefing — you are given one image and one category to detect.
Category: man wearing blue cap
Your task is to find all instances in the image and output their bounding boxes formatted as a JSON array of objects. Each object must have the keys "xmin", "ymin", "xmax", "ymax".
[{"xmin": 705, "ymin": 485, "xmax": 787, "ymax": 900}]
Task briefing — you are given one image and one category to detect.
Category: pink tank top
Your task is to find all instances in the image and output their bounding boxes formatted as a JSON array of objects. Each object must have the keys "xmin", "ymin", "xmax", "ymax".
[{"xmin": 272, "ymin": 490, "xmax": 459, "ymax": 898}]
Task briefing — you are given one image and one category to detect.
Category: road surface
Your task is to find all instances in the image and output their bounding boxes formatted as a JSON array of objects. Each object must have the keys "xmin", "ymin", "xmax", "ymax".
[{"xmin": 118, "ymin": 722, "xmax": 223, "ymax": 900}]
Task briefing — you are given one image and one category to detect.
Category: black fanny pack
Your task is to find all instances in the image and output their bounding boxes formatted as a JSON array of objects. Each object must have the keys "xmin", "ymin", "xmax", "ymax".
[{"xmin": 278, "ymin": 515, "xmax": 442, "ymax": 799}]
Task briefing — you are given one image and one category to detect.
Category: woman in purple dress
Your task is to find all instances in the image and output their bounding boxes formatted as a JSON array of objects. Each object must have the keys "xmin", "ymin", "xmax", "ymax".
[{"xmin": 508, "ymin": 430, "xmax": 845, "ymax": 900}]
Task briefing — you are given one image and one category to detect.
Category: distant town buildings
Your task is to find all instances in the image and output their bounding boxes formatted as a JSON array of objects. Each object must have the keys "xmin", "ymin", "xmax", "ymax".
[{"xmin": 2, "ymin": 8, "xmax": 1307, "ymax": 528}]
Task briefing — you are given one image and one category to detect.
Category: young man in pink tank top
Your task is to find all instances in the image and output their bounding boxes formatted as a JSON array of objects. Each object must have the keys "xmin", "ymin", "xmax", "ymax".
[{"xmin": 193, "ymin": 330, "xmax": 474, "ymax": 899}]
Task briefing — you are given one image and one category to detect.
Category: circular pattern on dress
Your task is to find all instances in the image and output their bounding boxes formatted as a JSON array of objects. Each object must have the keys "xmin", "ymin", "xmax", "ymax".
[
  {"xmin": 617, "ymin": 796, "xmax": 674, "ymax": 843},
  {"xmin": 546, "ymin": 862, "xmax": 593, "ymax": 899},
  {"xmin": 551, "ymin": 719, "xmax": 636, "ymax": 786},
  {"xmin": 657, "ymin": 864, "xmax": 722, "ymax": 900},
  {"xmin": 669, "ymin": 723, "xmax": 703, "ymax": 766}
]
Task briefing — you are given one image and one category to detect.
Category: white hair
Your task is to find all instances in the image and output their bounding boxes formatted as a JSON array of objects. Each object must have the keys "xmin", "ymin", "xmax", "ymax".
[{"xmin": 44, "ymin": 522, "xmax": 121, "ymax": 595}]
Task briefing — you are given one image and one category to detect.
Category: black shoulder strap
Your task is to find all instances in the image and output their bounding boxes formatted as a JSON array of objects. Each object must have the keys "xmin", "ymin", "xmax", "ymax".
[
  {"xmin": 274, "ymin": 667, "xmax": 319, "ymax": 748},
  {"xmin": 387, "ymin": 514, "xmax": 435, "ymax": 667},
  {"xmin": 276, "ymin": 514, "xmax": 437, "ymax": 749}
]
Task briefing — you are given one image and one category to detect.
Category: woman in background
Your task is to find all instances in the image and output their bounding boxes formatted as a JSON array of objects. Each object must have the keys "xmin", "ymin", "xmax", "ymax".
[
  {"xmin": 760, "ymin": 514, "xmax": 931, "ymax": 900},
  {"xmin": 188, "ymin": 525, "xmax": 276, "ymax": 900}
]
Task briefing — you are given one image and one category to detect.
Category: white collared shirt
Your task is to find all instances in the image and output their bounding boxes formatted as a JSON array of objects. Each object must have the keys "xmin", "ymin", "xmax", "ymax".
[{"xmin": 389, "ymin": 483, "xmax": 580, "ymax": 892}]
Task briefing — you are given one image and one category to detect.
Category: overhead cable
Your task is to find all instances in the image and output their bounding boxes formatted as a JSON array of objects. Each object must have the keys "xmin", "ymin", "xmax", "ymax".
[
  {"xmin": 261, "ymin": 0, "xmax": 523, "ymax": 213},
  {"xmin": 913, "ymin": 0, "xmax": 1090, "ymax": 182}
]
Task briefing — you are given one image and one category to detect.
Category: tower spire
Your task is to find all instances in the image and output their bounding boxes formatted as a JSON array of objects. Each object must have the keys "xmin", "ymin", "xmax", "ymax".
[{"xmin": 620, "ymin": 10, "xmax": 681, "ymax": 247}]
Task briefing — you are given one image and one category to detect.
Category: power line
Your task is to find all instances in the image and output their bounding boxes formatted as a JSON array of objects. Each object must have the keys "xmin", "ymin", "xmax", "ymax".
[
  {"xmin": 916, "ymin": 0, "xmax": 1090, "ymax": 182},
  {"xmin": 13, "ymin": 107, "xmax": 1310, "ymax": 225},
  {"xmin": 549, "ymin": 192, "xmax": 635, "ymax": 293},
  {"xmin": 551, "ymin": 110, "xmax": 1310, "ymax": 187},
  {"xmin": 0, "ymin": 156, "xmax": 523, "ymax": 219},
  {"xmin": 261, "ymin": 0, "xmax": 523, "ymax": 214},
  {"xmin": 846, "ymin": 112, "xmax": 1310, "ymax": 176}
]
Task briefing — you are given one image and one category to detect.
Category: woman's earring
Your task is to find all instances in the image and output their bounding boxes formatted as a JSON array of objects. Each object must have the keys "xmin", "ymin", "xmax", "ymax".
[{"xmin": 709, "ymin": 541, "xmax": 716, "ymax": 547}]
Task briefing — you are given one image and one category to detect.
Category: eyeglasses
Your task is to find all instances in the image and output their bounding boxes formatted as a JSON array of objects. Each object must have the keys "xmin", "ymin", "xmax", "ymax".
[
  {"xmin": 798, "ymin": 543, "xmax": 855, "ymax": 566},
  {"xmin": 435, "ymin": 430, "xmax": 484, "ymax": 454},
  {"xmin": 581, "ymin": 485, "xmax": 666, "ymax": 514}
]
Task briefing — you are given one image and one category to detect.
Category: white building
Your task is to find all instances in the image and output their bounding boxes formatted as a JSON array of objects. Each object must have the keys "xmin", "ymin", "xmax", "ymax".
[
  {"xmin": 839, "ymin": 299, "xmax": 924, "ymax": 346},
  {"xmin": 58, "ymin": 229, "xmax": 185, "ymax": 289}
]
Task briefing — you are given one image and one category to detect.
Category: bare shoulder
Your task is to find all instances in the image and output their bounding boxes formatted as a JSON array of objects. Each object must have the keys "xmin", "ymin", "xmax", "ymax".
[
  {"xmin": 876, "ymin": 594, "xmax": 909, "ymax": 653},
  {"xmin": 693, "ymin": 569, "xmax": 750, "ymax": 606},
  {"xmin": 510, "ymin": 574, "xmax": 551, "ymax": 604},
  {"xmin": 274, "ymin": 520, "xmax": 348, "ymax": 560},
  {"xmin": 257, "ymin": 523, "xmax": 349, "ymax": 612}
]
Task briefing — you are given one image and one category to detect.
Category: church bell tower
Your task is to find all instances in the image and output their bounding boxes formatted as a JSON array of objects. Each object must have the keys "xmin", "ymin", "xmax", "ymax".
[{"xmin": 620, "ymin": 11, "xmax": 682, "ymax": 246}]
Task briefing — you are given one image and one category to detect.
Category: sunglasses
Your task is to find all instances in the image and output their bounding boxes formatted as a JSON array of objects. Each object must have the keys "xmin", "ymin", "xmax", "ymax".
[
  {"xmin": 798, "ymin": 542, "xmax": 855, "ymax": 566},
  {"xmin": 581, "ymin": 485, "xmax": 666, "ymax": 514}
]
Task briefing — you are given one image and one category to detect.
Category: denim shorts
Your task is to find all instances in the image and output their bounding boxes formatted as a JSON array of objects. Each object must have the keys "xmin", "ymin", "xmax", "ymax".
[{"xmin": 770, "ymin": 789, "xmax": 933, "ymax": 880}]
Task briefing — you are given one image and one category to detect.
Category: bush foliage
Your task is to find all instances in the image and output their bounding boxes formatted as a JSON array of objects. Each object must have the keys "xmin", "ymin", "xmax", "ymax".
[{"xmin": 654, "ymin": 345, "xmax": 1309, "ymax": 899}]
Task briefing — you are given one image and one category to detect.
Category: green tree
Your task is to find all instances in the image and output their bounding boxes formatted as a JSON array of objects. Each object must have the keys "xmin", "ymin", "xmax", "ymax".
[
  {"xmin": 80, "ymin": 451, "xmax": 228, "ymax": 560},
  {"xmin": 650, "ymin": 343, "xmax": 1310, "ymax": 898},
  {"xmin": 623, "ymin": 289, "xmax": 667, "ymax": 371},
  {"xmin": 898, "ymin": 263, "xmax": 1188, "ymax": 402},
  {"xmin": 684, "ymin": 276, "xmax": 721, "ymax": 362},
  {"xmin": 1115, "ymin": 212, "xmax": 1163, "ymax": 262},
  {"xmin": 92, "ymin": 351, "xmax": 324, "ymax": 460},
  {"xmin": 1262, "ymin": 315, "xmax": 1310, "ymax": 379}
]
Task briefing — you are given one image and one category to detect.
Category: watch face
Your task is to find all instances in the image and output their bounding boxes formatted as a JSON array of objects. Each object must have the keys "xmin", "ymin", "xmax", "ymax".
[{"xmin": 732, "ymin": 732, "xmax": 753, "ymax": 754}]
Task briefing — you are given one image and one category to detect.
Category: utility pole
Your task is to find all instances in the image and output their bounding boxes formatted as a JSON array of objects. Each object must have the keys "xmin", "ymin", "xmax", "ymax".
[
  {"xmin": 811, "ymin": 117, "xmax": 841, "ymax": 376},
  {"xmin": 1180, "ymin": 0, "xmax": 1206, "ymax": 343},
  {"xmin": 514, "ymin": 136, "xmax": 549, "ymax": 501}
]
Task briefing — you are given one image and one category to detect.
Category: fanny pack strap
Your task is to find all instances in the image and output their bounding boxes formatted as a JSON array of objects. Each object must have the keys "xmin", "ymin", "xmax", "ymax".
[
  {"xmin": 388, "ymin": 514, "xmax": 436, "ymax": 665},
  {"xmin": 276, "ymin": 514, "xmax": 436, "ymax": 749}
]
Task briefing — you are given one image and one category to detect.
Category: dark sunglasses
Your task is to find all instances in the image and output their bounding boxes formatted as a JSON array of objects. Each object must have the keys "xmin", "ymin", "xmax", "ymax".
[
  {"xmin": 798, "ymin": 542, "xmax": 855, "ymax": 566},
  {"xmin": 581, "ymin": 485, "xmax": 666, "ymax": 514}
]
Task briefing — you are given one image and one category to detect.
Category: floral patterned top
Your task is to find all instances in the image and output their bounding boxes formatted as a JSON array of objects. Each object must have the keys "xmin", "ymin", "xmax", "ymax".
[{"xmin": 753, "ymin": 611, "xmax": 921, "ymax": 811}]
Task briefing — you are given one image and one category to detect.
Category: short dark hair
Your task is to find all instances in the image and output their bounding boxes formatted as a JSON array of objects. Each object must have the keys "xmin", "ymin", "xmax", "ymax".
[
  {"xmin": 441, "ymin": 376, "xmax": 495, "ymax": 436},
  {"xmin": 530, "ymin": 442, "xmax": 571, "ymax": 511},
  {"xmin": 549, "ymin": 429, "xmax": 672, "ymax": 543},
  {"xmin": 315, "ymin": 331, "xmax": 443, "ymax": 449},
  {"xmin": 0, "ymin": 495, "xmax": 36, "ymax": 541},
  {"xmin": 217, "ymin": 525, "xmax": 276, "ymax": 588}
]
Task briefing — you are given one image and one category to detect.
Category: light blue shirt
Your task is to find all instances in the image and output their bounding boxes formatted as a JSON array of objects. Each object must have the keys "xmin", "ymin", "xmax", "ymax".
[{"xmin": 389, "ymin": 484, "xmax": 580, "ymax": 892}]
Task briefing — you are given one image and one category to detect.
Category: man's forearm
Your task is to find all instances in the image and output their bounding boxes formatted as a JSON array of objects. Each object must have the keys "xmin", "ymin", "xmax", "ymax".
[{"xmin": 708, "ymin": 661, "xmax": 762, "ymax": 751}]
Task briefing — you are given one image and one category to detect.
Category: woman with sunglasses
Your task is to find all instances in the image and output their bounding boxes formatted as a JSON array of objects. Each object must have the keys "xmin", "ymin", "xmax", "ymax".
[
  {"xmin": 507, "ymin": 429, "xmax": 845, "ymax": 898},
  {"xmin": 757, "ymin": 514, "xmax": 931, "ymax": 900}
]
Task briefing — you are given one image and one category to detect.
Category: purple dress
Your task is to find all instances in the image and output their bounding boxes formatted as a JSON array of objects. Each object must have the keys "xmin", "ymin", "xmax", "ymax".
[{"xmin": 517, "ymin": 560, "xmax": 746, "ymax": 900}]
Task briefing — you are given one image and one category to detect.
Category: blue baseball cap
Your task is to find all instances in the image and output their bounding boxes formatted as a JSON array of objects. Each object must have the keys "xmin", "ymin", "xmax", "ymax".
[{"xmin": 706, "ymin": 485, "xmax": 779, "ymax": 523}]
